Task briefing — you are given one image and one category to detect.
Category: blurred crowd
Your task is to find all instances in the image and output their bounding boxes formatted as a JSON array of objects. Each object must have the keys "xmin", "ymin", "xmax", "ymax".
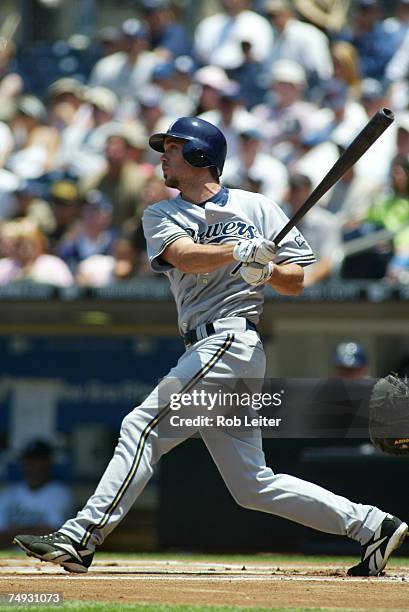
[{"xmin": 0, "ymin": 0, "xmax": 408, "ymax": 288}]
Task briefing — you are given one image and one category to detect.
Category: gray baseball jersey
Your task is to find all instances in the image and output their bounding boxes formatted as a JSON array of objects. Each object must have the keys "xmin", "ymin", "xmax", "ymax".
[
  {"xmin": 58, "ymin": 188, "xmax": 387, "ymax": 560},
  {"xmin": 142, "ymin": 187, "xmax": 316, "ymax": 333}
]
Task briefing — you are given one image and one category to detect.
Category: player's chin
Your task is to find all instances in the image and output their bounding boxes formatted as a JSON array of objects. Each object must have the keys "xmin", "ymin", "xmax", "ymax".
[{"xmin": 164, "ymin": 176, "xmax": 179, "ymax": 189}]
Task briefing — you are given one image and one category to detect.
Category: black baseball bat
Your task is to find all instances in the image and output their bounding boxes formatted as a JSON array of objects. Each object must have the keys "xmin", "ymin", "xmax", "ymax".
[{"xmin": 231, "ymin": 107, "xmax": 395, "ymax": 275}]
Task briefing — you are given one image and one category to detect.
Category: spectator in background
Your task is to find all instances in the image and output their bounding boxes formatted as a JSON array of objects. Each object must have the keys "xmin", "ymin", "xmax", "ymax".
[
  {"xmin": 57, "ymin": 190, "xmax": 117, "ymax": 274},
  {"xmin": 59, "ymin": 86, "xmax": 119, "ymax": 178},
  {"xmin": 96, "ymin": 26, "xmax": 122, "ymax": 59},
  {"xmin": 263, "ymin": 0, "xmax": 333, "ymax": 86},
  {"xmin": 139, "ymin": 0, "xmax": 191, "ymax": 60},
  {"xmin": 194, "ymin": 0, "xmax": 273, "ymax": 70},
  {"xmin": 80, "ymin": 129, "xmax": 148, "ymax": 228},
  {"xmin": 200, "ymin": 80, "xmax": 256, "ymax": 160},
  {"xmin": 222, "ymin": 127, "xmax": 288, "ymax": 202},
  {"xmin": 0, "ymin": 218, "xmax": 73, "ymax": 287},
  {"xmin": 396, "ymin": 112, "xmax": 409, "ymax": 161},
  {"xmin": 366, "ymin": 155, "xmax": 409, "ymax": 283},
  {"xmin": 339, "ymin": 155, "xmax": 409, "ymax": 281},
  {"xmin": 293, "ymin": 0, "xmax": 351, "ymax": 34},
  {"xmin": 88, "ymin": 19, "xmax": 157, "ymax": 101},
  {"xmin": 254, "ymin": 59, "xmax": 331, "ymax": 162},
  {"xmin": 8, "ymin": 96, "xmax": 60, "ymax": 179},
  {"xmin": 333, "ymin": 342, "xmax": 369, "ymax": 379},
  {"xmin": 282, "ymin": 173, "xmax": 342, "ymax": 286},
  {"xmin": 76, "ymin": 230, "xmax": 149, "ymax": 287},
  {"xmin": 46, "ymin": 179, "xmax": 81, "ymax": 249},
  {"xmin": 0, "ymin": 117, "xmax": 14, "ymax": 169},
  {"xmin": 12, "ymin": 180, "xmax": 55, "ymax": 235},
  {"xmin": 0, "ymin": 24, "xmax": 23, "ymax": 106},
  {"xmin": 385, "ymin": 29, "xmax": 409, "ymax": 111},
  {"xmin": 151, "ymin": 61, "xmax": 196, "ymax": 117},
  {"xmin": 330, "ymin": 41, "xmax": 362, "ymax": 100},
  {"xmin": 0, "ymin": 440, "xmax": 73, "ymax": 549},
  {"xmin": 228, "ymin": 40, "xmax": 266, "ymax": 109},
  {"xmin": 350, "ymin": 0, "xmax": 403, "ymax": 81},
  {"xmin": 325, "ymin": 129, "xmax": 382, "ymax": 224},
  {"xmin": 193, "ymin": 65, "xmax": 230, "ymax": 115},
  {"xmin": 322, "ymin": 79, "xmax": 367, "ymax": 147},
  {"xmin": 46, "ymin": 78, "xmax": 85, "ymax": 132}
]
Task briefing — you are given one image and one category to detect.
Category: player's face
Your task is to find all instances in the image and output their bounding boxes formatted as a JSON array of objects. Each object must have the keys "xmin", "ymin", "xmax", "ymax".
[{"xmin": 161, "ymin": 138, "xmax": 189, "ymax": 188}]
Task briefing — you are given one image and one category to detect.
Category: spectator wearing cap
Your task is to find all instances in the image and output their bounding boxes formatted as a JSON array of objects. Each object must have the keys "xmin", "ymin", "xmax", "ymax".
[
  {"xmin": 57, "ymin": 190, "xmax": 117, "ymax": 274},
  {"xmin": 80, "ymin": 129, "xmax": 148, "ymax": 228},
  {"xmin": 88, "ymin": 19, "xmax": 157, "ymax": 101},
  {"xmin": 136, "ymin": 85, "xmax": 173, "ymax": 165},
  {"xmin": 199, "ymin": 80, "xmax": 257, "ymax": 160},
  {"xmin": 193, "ymin": 66, "xmax": 231, "ymax": 115},
  {"xmin": 360, "ymin": 78, "xmax": 387, "ymax": 118},
  {"xmin": 151, "ymin": 61, "xmax": 196, "ymax": 117},
  {"xmin": 0, "ymin": 440, "xmax": 73, "ymax": 548},
  {"xmin": 194, "ymin": 0, "xmax": 273, "ymax": 70},
  {"xmin": 46, "ymin": 78, "xmax": 85, "ymax": 132},
  {"xmin": 333, "ymin": 342, "xmax": 369, "ymax": 379},
  {"xmin": 96, "ymin": 26, "xmax": 122, "ymax": 59},
  {"xmin": 137, "ymin": 84, "xmax": 167, "ymax": 130},
  {"xmin": 139, "ymin": 0, "xmax": 191, "ymax": 60},
  {"xmin": 59, "ymin": 86, "xmax": 119, "ymax": 179},
  {"xmin": 350, "ymin": 0, "xmax": 403, "ymax": 80},
  {"xmin": 338, "ymin": 78, "xmax": 395, "ymax": 186},
  {"xmin": 46, "ymin": 179, "xmax": 81, "ymax": 249},
  {"xmin": 281, "ymin": 172, "xmax": 342, "ymax": 286},
  {"xmin": 0, "ymin": 218, "xmax": 73, "ymax": 287},
  {"xmin": 222, "ymin": 127, "xmax": 288, "ymax": 202},
  {"xmin": 321, "ymin": 79, "xmax": 368, "ymax": 148},
  {"xmin": 263, "ymin": 0, "xmax": 333, "ymax": 86},
  {"xmin": 8, "ymin": 95, "xmax": 60, "ymax": 179},
  {"xmin": 253, "ymin": 59, "xmax": 329, "ymax": 159}
]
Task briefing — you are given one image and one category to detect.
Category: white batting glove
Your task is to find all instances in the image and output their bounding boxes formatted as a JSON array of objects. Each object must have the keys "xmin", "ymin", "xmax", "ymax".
[
  {"xmin": 233, "ymin": 237, "xmax": 277, "ymax": 265},
  {"xmin": 239, "ymin": 262, "xmax": 274, "ymax": 286}
]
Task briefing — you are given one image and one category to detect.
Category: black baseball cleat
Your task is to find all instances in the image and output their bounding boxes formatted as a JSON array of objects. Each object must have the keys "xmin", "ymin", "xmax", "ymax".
[
  {"xmin": 13, "ymin": 532, "xmax": 94, "ymax": 573},
  {"xmin": 347, "ymin": 515, "xmax": 408, "ymax": 576}
]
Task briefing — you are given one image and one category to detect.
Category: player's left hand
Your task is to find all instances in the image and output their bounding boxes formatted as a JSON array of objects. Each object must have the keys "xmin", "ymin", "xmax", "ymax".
[
  {"xmin": 240, "ymin": 262, "xmax": 274, "ymax": 286},
  {"xmin": 233, "ymin": 237, "xmax": 277, "ymax": 265}
]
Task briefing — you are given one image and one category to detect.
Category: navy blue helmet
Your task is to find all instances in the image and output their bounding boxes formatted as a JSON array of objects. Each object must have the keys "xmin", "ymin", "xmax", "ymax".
[{"xmin": 149, "ymin": 116, "xmax": 227, "ymax": 177}]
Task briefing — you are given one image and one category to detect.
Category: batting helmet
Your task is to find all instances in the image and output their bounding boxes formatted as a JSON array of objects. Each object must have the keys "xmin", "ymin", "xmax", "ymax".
[{"xmin": 149, "ymin": 116, "xmax": 227, "ymax": 177}]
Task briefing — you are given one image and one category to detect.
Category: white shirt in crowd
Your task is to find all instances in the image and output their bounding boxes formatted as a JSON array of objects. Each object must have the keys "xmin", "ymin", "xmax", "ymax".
[
  {"xmin": 88, "ymin": 51, "xmax": 158, "ymax": 100},
  {"xmin": 265, "ymin": 18, "xmax": 333, "ymax": 81},
  {"xmin": 194, "ymin": 9, "xmax": 273, "ymax": 70},
  {"xmin": 222, "ymin": 151, "xmax": 288, "ymax": 203}
]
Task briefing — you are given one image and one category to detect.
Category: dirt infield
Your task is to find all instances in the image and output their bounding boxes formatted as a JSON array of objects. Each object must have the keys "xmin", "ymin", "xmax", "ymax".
[{"xmin": 1, "ymin": 557, "xmax": 409, "ymax": 609}]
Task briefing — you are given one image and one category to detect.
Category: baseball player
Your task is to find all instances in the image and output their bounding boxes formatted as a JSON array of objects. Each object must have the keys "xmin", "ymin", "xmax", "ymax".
[{"xmin": 14, "ymin": 117, "xmax": 407, "ymax": 576}]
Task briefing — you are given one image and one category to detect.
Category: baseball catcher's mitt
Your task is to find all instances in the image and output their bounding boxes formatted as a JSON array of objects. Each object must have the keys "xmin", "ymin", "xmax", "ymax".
[{"xmin": 369, "ymin": 374, "xmax": 409, "ymax": 455}]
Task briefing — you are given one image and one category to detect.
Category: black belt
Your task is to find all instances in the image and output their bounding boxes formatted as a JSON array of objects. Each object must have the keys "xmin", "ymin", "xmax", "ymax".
[{"xmin": 184, "ymin": 319, "xmax": 257, "ymax": 348}]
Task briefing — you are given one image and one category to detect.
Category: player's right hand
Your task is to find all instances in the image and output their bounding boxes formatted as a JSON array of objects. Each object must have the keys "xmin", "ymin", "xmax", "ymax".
[{"xmin": 233, "ymin": 237, "xmax": 277, "ymax": 265}]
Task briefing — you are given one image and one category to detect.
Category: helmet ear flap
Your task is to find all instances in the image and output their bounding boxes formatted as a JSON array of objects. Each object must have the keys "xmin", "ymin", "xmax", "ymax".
[{"xmin": 183, "ymin": 142, "xmax": 212, "ymax": 168}]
